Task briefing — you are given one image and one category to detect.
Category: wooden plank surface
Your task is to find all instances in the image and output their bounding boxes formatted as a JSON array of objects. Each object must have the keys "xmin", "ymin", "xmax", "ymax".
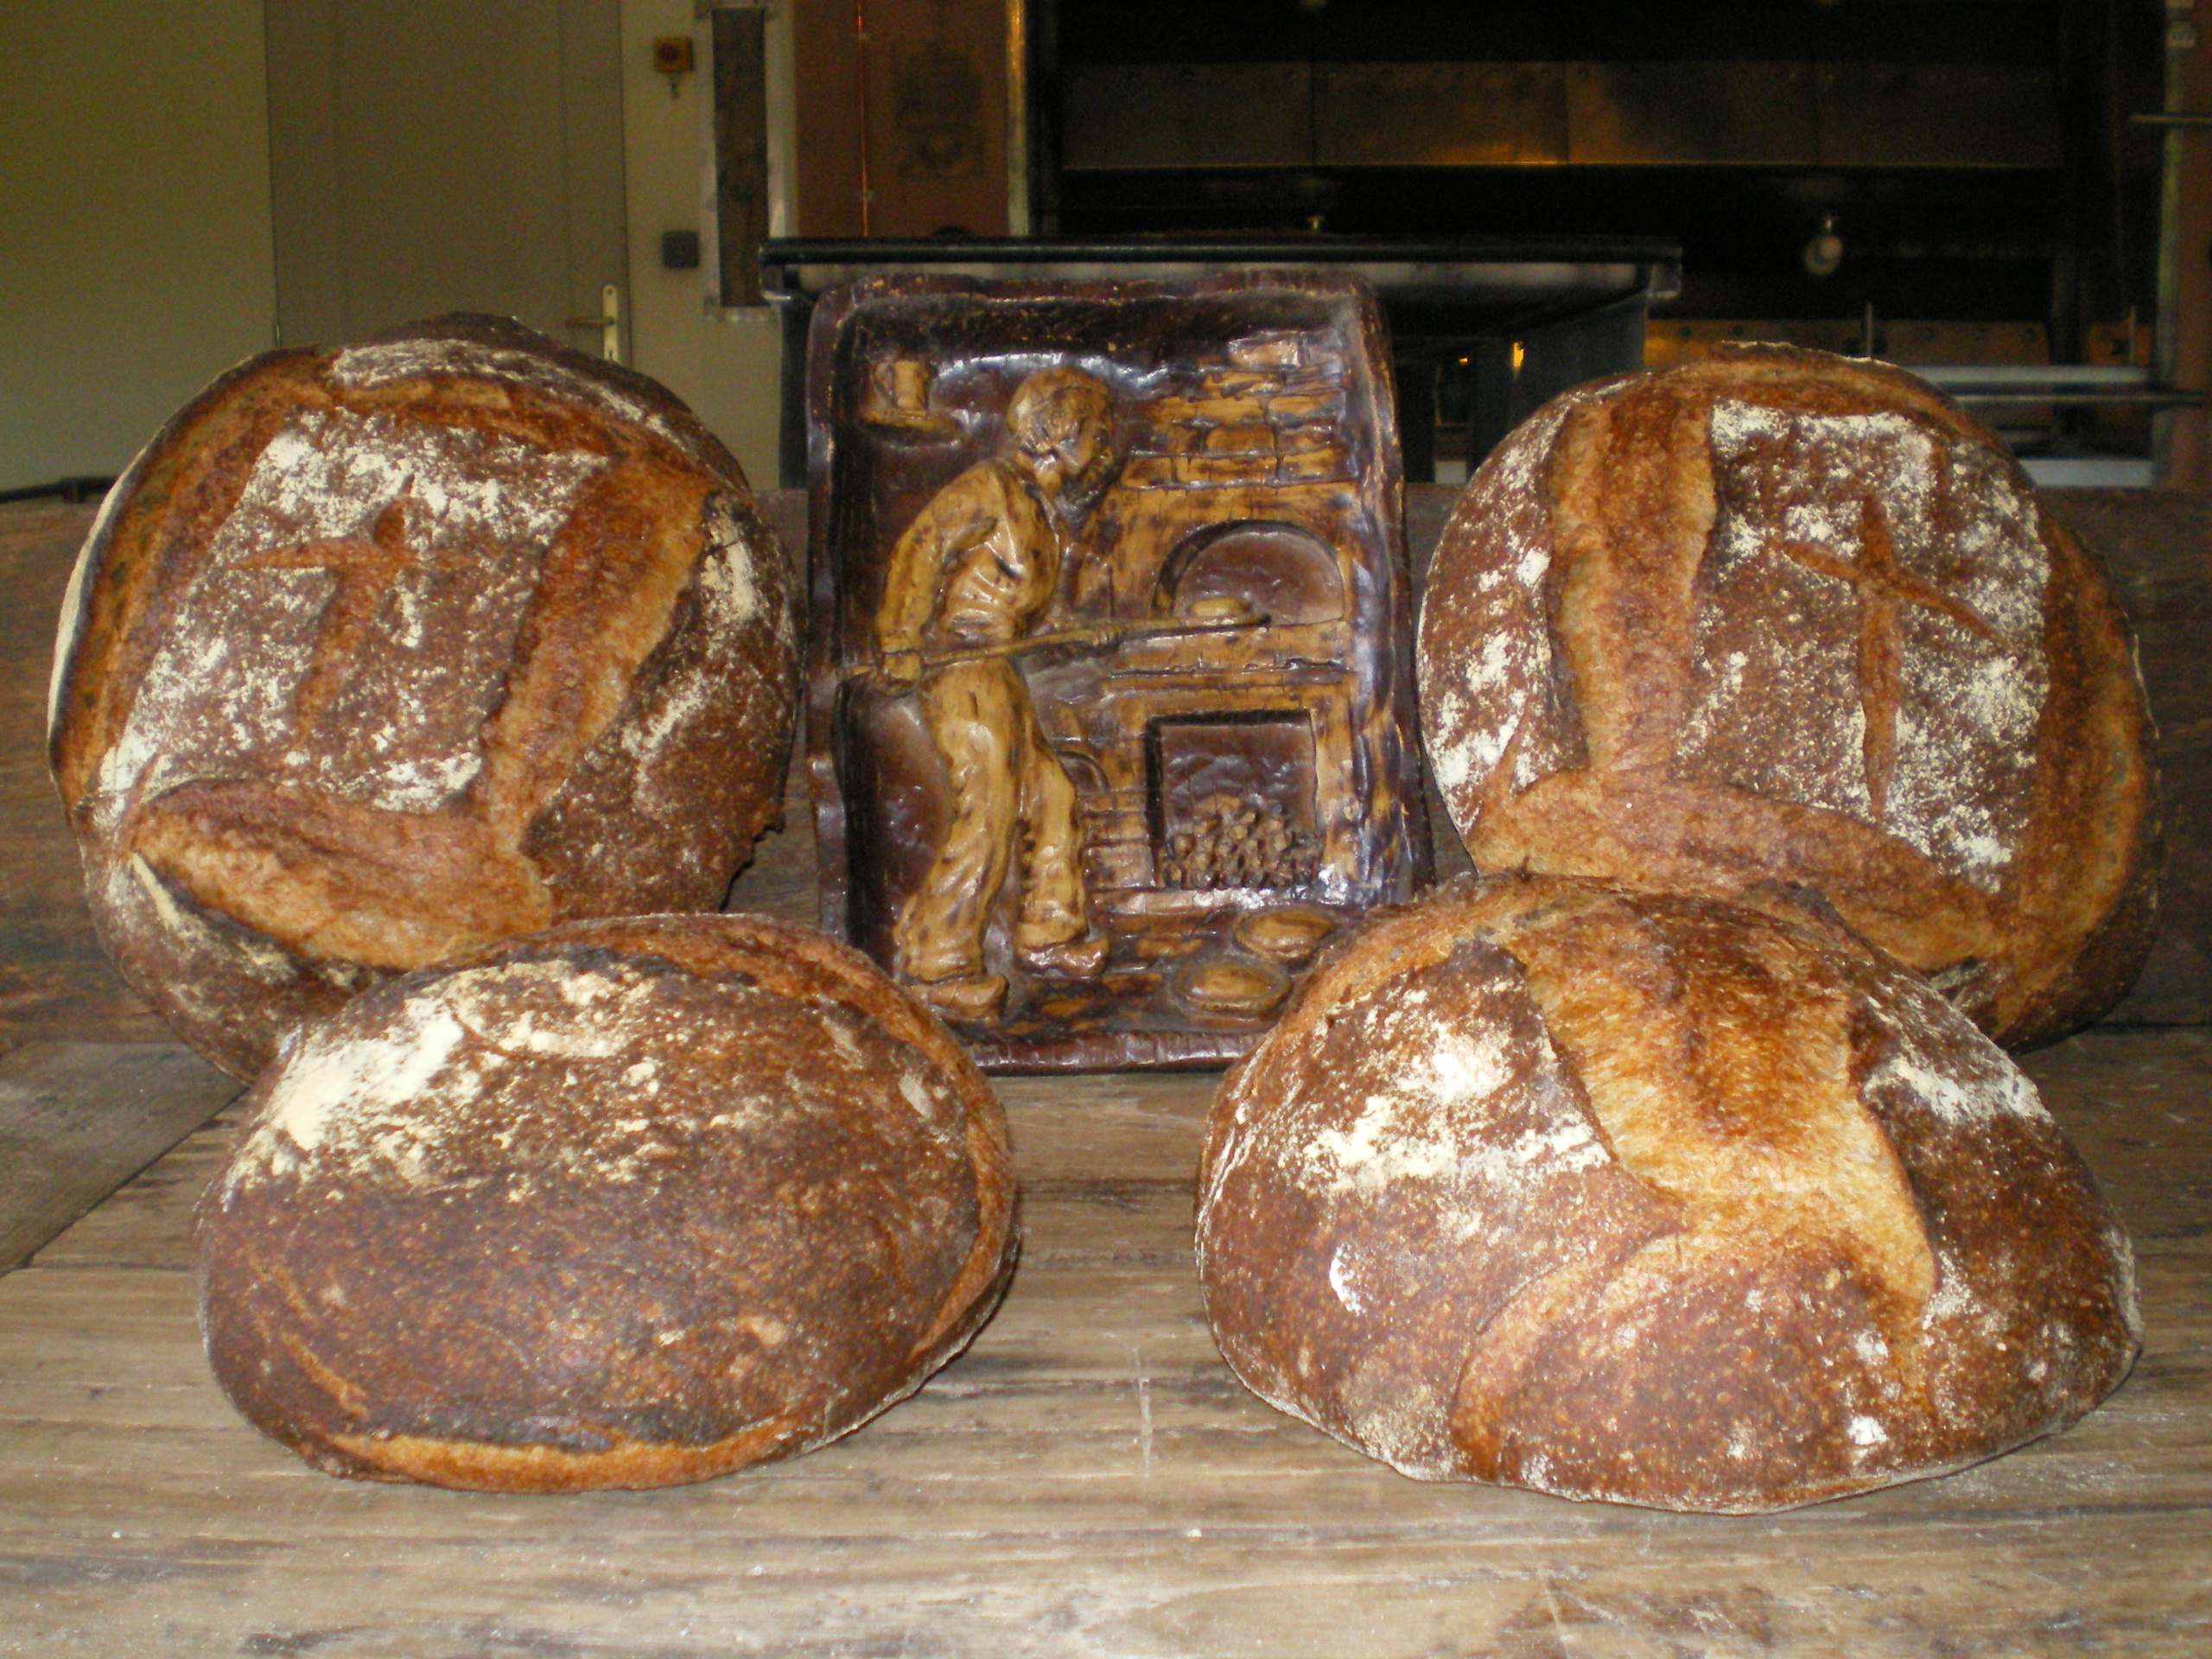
[
  {"xmin": 0, "ymin": 1043, "xmax": 238, "ymax": 1270},
  {"xmin": 0, "ymin": 506, "xmax": 173, "ymax": 1053},
  {"xmin": 0, "ymin": 1032, "xmax": 2205, "ymax": 1656},
  {"xmin": 3, "ymin": 486, "xmax": 2209, "ymax": 1654}
]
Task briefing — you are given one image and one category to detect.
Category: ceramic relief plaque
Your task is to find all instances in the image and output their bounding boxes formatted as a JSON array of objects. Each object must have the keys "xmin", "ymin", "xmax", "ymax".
[{"xmin": 806, "ymin": 270, "xmax": 1428, "ymax": 1069}]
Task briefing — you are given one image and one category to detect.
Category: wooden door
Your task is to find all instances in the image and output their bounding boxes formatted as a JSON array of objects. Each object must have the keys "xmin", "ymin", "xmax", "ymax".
[
  {"xmin": 264, "ymin": 0, "xmax": 628, "ymax": 358},
  {"xmin": 790, "ymin": 0, "xmax": 1011, "ymax": 238}
]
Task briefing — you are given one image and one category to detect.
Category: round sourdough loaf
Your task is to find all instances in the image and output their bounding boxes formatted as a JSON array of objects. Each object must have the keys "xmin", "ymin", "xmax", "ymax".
[
  {"xmin": 1417, "ymin": 345, "xmax": 2156, "ymax": 1049},
  {"xmin": 195, "ymin": 912, "xmax": 1015, "ymax": 1492},
  {"xmin": 1197, "ymin": 875, "xmax": 2139, "ymax": 1513},
  {"xmin": 48, "ymin": 315, "xmax": 798, "ymax": 1077}
]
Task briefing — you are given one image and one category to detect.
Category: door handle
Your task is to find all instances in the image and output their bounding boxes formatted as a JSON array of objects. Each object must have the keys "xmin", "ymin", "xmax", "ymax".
[{"xmin": 565, "ymin": 283, "xmax": 621, "ymax": 362}]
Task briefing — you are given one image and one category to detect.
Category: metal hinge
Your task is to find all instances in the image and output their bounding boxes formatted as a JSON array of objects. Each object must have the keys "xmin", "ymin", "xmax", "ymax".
[{"xmin": 565, "ymin": 283, "xmax": 622, "ymax": 362}]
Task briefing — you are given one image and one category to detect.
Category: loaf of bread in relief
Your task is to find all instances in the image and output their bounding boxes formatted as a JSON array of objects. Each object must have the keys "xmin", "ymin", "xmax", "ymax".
[
  {"xmin": 194, "ymin": 912, "xmax": 1015, "ymax": 1492},
  {"xmin": 48, "ymin": 314, "xmax": 798, "ymax": 1078},
  {"xmin": 1197, "ymin": 874, "xmax": 2139, "ymax": 1512},
  {"xmin": 1417, "ymin": 345, "xmax": 2156, "ymax": 1049}
]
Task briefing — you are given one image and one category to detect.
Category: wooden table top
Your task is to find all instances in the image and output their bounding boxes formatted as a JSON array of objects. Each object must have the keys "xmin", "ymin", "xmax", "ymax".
[{"xmin": 4, "ymin": 498, "xmax": 2209, "ymax": 1656}]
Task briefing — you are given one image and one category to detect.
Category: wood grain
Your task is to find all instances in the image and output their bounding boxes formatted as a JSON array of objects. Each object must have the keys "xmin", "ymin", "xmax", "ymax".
[
  {"xmin": 0, "ymin": 1031, "xmax": 2205, "ymax": 1655},
  {"xmin": 0, "ymin": 1043, "xmax": 238, "ymax": 1270},
  {"xmin": 0, "ymin": 505, "xmax": 172, "ymax": 1053}
]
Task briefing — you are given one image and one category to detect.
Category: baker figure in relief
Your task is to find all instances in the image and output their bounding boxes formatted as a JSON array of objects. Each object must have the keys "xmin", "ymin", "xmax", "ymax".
[{"xmin": 874, "ymin": 365, "xmax": 1118, "ymax": 1020}]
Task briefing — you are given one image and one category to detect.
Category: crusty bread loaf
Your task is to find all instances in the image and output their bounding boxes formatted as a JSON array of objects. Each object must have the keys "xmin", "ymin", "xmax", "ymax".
[
  {"xmin": 1417, "ymin": 346, "xmax": 2157, "ymax": 1049},
  {"xmin": 48, "ymin": 315, "xmax": 798, "ymax": 1077},
  {"xmin": 1197, "ymin": 875, "xmax": 2139, "ymax": 1512},
  {"xmin": 195, "ymin": 912, "xmax": 1015, "ymax": 1493}
]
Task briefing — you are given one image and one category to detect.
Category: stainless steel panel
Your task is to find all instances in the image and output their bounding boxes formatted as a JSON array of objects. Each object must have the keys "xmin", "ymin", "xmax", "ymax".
[
  {"xmin": 1567, "ymin": 60, "xmax": 1817, "ymax": 166},
  {"xmin": 1817, "ymin": 64, "xmax": 2060, "ymax": 168},
  {"xmin": 785, "ymin": 258, "xmax": 1654, "ymax": 305},
  {"xmin": 1314, "ymin": 63, "xmax": 1567, "ymax": 168},
  {"xmin": 1061, "ymin": 62, "xmax": 1312, "ymax": 170}
]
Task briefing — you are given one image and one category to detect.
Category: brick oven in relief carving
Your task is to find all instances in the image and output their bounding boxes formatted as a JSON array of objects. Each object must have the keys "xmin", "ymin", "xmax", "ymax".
[{"xmin": 805, "ymin": 271, "xmax": 1428, "ymax": 1070}]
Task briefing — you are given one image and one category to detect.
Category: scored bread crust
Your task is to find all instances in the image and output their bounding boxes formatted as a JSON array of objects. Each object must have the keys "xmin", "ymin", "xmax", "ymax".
[
  {"xmin": 48, "ymin": 315, "xmax": 799, "ymax": 1077},
  {"xmin": 1197, "ymin": 874, "xmax": 2139, "ymax": 1513},
  {"xmin": 194, "ymin": 912, "xmax": 1016, "ymax": 1493},
  {"xmin": 1416, "ymin": 345, "xmax": 2158, "ymax": 1049}
]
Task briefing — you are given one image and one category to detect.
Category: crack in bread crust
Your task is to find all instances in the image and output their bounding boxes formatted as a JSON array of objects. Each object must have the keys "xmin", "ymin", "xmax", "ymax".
[
  {"xmin": 196, "ymin": 913, "xmax": 1015, "ymax": 1494},
  {"xmin": 1197, "ymin": 874, "xmax": 2139, "ymax": 1511},
  {"xmin": 50, "ymin": 315, "xmax": 799, "ymax": 1077},
  {"xmin": 1418, "ymin": 345, "xmax": 2157, "ymax": 1048}
]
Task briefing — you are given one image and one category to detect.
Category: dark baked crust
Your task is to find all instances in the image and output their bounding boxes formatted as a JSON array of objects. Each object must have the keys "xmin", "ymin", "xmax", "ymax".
[
  {"xmin": 194, "ymin": 912, "xmax": 1016, "ymax": 1493},
  {"xmin": 48, "ymin": 315, "xmax": 799, "ymax": 1077},
  {"xmin": 1197, "ymin": 874, "xmax": 2139, "ymax": 1512},
  {"xmin": 1416, "ymin": 345, "xmax": 2158, "ymax": 1049}
]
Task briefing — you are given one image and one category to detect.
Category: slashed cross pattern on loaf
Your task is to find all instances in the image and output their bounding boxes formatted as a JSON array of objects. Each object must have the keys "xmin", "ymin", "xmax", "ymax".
[
  {"xmin": 1482, "ymin": 899, "xmax": 1941, "ymax": 1415},
  {"xmin": 1682, "ymin": 404, "xmax": 2046, "ymax": 887},
  {"xmin": 1776, "ymin": 496, "xmax": 1997, "ymax": 819},
  {"xmin": 231, "ymin": 491, "xmax": 425, "ymax": 736},
  {"xmin": 105, "ymin": 408, "xmax": 607, "ymax": 823},
  {"xmin": 1418, "ymin": 346, "xmax": 2158, "ymax": 1048},
  {"xmin": 51, "ymin": 315, "xmax": 800, "ymax": 1081},
  {"xmin": 1419, "ymin": 369, "xmax": 2075, "ymax": 991}
]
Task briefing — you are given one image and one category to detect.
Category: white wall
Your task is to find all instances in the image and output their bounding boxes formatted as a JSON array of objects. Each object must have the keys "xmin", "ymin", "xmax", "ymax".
[
  {"xmin": 0, "ymin": 3, "xmax": 776, "ymax": 495},
  {"xmin": 620, "ymin": 0, "xmax": 784, "ymax": 489},
  {"xmin": 0, "ymin": 1, "xmax": 276, "ymax": 493}
]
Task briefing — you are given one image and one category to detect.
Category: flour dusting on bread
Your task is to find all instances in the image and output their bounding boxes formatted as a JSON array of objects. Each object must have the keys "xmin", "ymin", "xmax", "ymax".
[
  {"xmin": 1198, "ymin": 875, "xmax": 2140, "ymax": 1510},
  {"xmin": 1420, "ymin": 393, "xmax": 1586, "ymax": 798},
  {"xmin": 53, "ymin": 318, "xmax": 800, "ymax": 1078},
  {"xmin": 331, "ymin": 337, "xmax": 700, "ymax": 461},
  {"xmin": 97, "ymin": 408, "xmax": 603, "ymax": 825},
  {"xmin": 1862, "ymin": 968, "xmax": 2051, "ymax": 1128},
  {"xmin": 1415, "ymin": 346, "xmax": 2147, "ymax": 1049},
  {"xmin": 1690, "ymin": 400, "xmax": 2049, "ymax": 889}
]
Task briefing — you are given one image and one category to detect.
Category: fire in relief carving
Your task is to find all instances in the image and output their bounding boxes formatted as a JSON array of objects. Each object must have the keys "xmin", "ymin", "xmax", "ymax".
[{"xmin": 807, "ymin": 272, "xmax": 1429, "ymax": 1070}]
